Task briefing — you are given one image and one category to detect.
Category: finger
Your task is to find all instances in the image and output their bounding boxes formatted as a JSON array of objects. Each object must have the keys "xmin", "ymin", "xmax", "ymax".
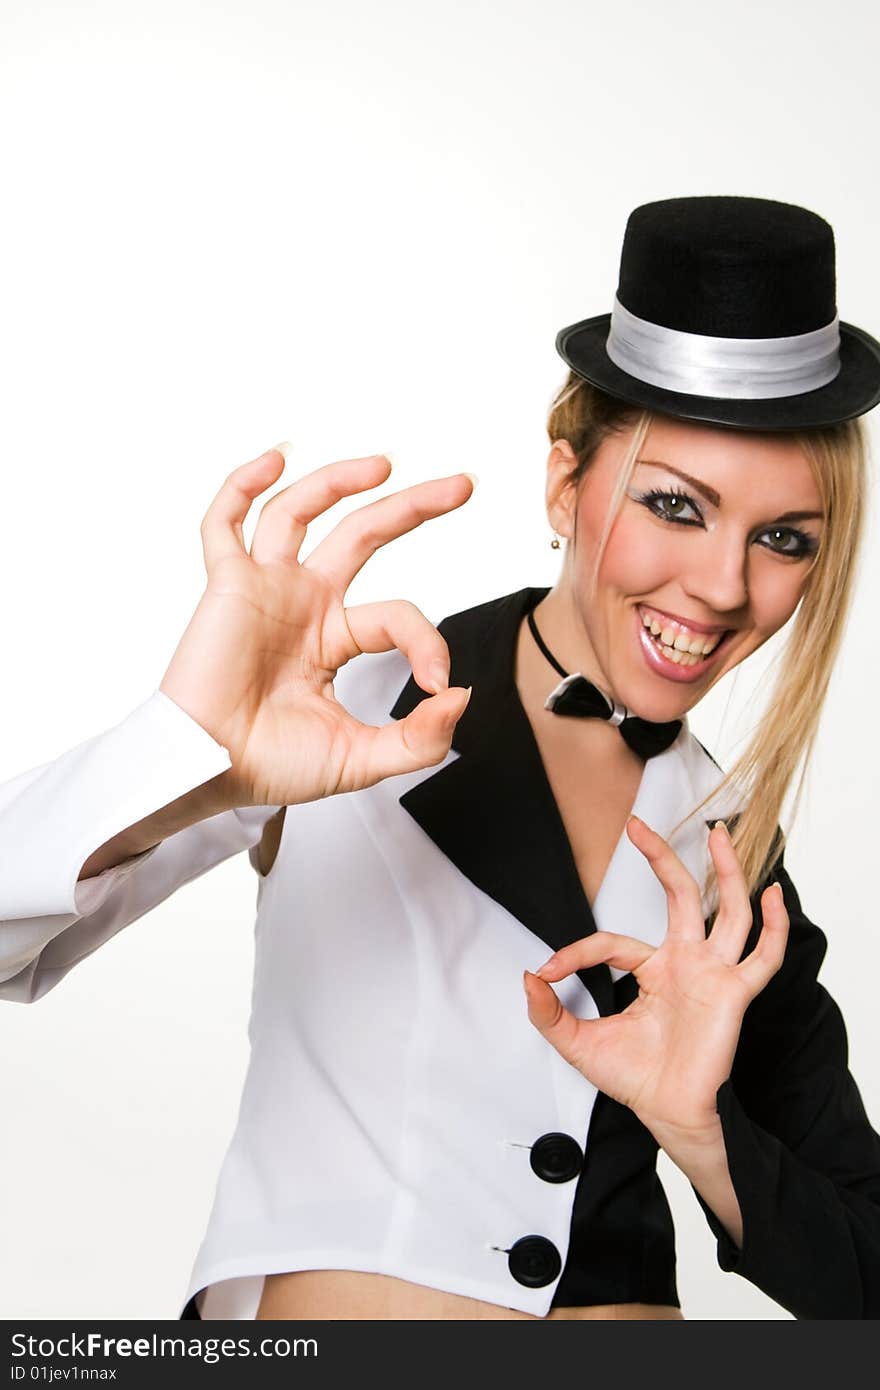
[
  {"xmin": 249, "ymin": 454, "xmax": 393, "ymax": 566},
  {"xmin": 533, "ymin": 931, "xmax": 655, "ymax": 980},
  {"xmin": 626, "ymin": 815, "xmax": 705, "ymax": 942},
  {"xmin": 303, "ymin": 473, "xmax": 475, "ymax": 593},
  {"xmin": 345, "ymin": 600, "xmax": 451, "ymax": 695},
  {"xmin": 736, "ymin": 881, "xmax": 790, "ymax": 996},
  {"xmin": 523, "ymin": 970, "xmax": 598, "ymax": 1072},
  {"xmin": 704, "ymin": 821, "xmax": 755, "ymax": 965},
  {"xmin": 200, "ymin": 447, "xmax": 287, "ymax": 573},
  {"xmin": 352, "ymin": 684, "xmax": 472, "ymax": 785}
]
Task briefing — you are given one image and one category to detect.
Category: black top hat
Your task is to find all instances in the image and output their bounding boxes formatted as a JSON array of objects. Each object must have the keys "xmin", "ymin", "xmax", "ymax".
[{"xmin": 556, "ymin": 196, "xmax": 880, "ymax": 430}]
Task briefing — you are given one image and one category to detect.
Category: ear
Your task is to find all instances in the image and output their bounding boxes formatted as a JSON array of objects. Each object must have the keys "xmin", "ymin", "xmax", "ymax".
[{"xmin": 545, "ymin": 439, "xmax": 579, "ymax": 539}]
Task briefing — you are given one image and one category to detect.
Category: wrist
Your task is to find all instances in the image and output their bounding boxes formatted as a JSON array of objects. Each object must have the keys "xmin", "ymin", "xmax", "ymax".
[
  {"xmin": 78, "ymin": 768, "xmax": 250, "ymax": 881},
  {"xmin": 211, "ymin": 766, "xmax": 258, "ymax": 812},
  {"xmin": 647, "ymin": 1112, "xmax": 730, "ymax": 1193},
  {"xmin": 640, "ymin": 1109, "xmax": 725, "ymax": 1158},
  {"xmin": 647, "ymin": 1112, "xmax": 743, "ymax": 1252}
]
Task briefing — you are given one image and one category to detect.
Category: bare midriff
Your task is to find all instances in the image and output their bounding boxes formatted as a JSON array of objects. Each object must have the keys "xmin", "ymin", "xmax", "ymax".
[{"xmin": 254, "ymin": 1270, "xmax": 683, "ymax": 1320}]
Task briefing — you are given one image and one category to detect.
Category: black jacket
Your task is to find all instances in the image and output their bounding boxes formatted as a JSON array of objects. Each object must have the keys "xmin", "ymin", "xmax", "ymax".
[{"xmin": 389, "ymin": 586, "xmax": 880, "ymax": 1318}]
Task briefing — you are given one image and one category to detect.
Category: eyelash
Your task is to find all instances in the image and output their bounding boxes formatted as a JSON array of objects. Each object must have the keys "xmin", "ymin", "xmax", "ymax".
[{"xmin": 635, "ymin": 487, "xmax": 820, "ymax": 560}]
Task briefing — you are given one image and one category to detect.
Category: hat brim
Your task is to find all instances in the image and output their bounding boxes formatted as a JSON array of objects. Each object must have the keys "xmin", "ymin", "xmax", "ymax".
[{"xmin": 555, "ymin": 316, "xmax": 880, "ymax": 430}]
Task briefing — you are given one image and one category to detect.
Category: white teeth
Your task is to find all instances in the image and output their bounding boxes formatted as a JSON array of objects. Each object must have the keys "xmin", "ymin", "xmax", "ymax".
[{"xmin": 640, "ymin": 607, "xmax": 723, "ymax": 659}]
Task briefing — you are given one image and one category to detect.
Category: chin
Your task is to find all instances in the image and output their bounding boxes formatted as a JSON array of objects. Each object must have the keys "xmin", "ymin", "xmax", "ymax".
[
  {"xmin": 627, "ymin": 689, "xmax": 693, "ymax": 723},
  {"xmin": 615, "ymin": 658, "xmax": 711, "ymax": 720}
]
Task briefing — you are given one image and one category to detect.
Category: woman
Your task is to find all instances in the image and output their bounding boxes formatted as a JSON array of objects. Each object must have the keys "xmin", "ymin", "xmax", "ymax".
[{"xmin": 3, "ymin": 196, "xmax": 879, "ymax": 1320}]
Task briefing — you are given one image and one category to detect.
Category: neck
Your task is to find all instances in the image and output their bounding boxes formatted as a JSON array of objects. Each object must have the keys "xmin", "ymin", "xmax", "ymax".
[
  {"xmin": 514, "ymin": 597, "xmax": 643, "ymax": 768},
  {"xmin": 530, "ymin": 583, "xmax": 614, "ymax": 698}
]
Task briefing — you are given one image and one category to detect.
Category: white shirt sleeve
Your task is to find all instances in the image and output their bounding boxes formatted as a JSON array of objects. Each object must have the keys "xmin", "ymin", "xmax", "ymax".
[{"xmin": 0, "ymin": 689, "xmax": 280, "ymax": 1004}]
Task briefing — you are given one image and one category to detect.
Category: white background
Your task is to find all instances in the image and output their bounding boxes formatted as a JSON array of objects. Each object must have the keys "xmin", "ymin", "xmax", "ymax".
[{"xmin": 1, "ymin": 0, "xmax": 878, "ymax": 1321}]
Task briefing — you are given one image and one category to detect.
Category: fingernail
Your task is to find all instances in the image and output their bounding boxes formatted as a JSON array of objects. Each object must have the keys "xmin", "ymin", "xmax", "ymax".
[
  {"xmin": 713, "ymin": 820, "xmax": 730, "ymax": 837},
  {"xmin": 273, "ymin": 441, "xmax": 294, "ymax": 462},
  {"xmin": 444, "ymin": 685, "xmax": 471, "ymax": 726},
  {"xmin": 463, "ymin": 472, "xmax": 479, "ymax": 487},
  {"xmin": 429, "ymin": 659, "xmax": 449, "ymax": 693},
  {"xmin": 382, "ymin": 451, "xmax": 397, "ymax": 469},
  {"xmin": 628, "ymin": 814, "xmax": 642, "ymax": 828},
  {"xmin": 446, "ymin": 685, "xmax": 472, "ymax": 721},
  {"xmin": 535, "ymin": 954, "xmax": 557, "ymax": 977}
]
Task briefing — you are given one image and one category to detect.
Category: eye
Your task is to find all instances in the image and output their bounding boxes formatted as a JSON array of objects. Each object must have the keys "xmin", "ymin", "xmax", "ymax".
[
  {"xmin": 635, "ymin": 487, "xmax": 703, "ymax": 526},
  {"xmin": 634, "ymin": 486, "xmax": 820, "ymax": 561},
  {"xmin": 758, "ymin": 526, "xmax": 819, "ymax": 560}
]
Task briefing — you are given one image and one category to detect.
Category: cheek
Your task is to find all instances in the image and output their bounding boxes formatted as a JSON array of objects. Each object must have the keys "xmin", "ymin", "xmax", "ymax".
[
  {"xmin": 587, "ymin": 512, "xmax": 680, "ymax": 593},
  {"xmin": 748, "ymin": 559, "xmax": 810, "ymax": 636}
]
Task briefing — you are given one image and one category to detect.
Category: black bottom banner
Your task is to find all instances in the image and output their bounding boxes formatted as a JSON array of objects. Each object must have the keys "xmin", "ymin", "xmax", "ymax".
[{"xmin": 0, "ymin": 1318, "xmax": 871, "ymax": 1388}]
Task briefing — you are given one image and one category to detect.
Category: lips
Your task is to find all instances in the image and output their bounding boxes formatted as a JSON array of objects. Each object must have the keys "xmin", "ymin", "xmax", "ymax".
[
  {"xmin": 637, "ymin": 604, "xmax": 728, "ymax": 654},
  {"xmin": 634, "ymin": 606, "xmax": 734, "ymax": 684}
]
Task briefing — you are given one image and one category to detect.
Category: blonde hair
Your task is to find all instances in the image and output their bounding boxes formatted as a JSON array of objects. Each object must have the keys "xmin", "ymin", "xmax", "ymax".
[{"xmin": 546, "ymin": 372, "xmax": 869, "ymax": 912}]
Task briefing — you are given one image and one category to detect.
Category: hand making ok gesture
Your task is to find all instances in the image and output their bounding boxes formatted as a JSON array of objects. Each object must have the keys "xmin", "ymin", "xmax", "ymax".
[
  {"xmin": 159, "ymin": 448, "xmax": 474, "ymax": 810},
  {"xmin": 524, "ymin": 817, "xmax": 790, "ymax": 1142}
]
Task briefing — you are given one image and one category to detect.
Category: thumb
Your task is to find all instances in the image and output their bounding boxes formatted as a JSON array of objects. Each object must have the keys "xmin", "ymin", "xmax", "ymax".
[
  {"xmin": 523, "ymin": 970, "xmax": 591, "ymax": 1071},
  {"xmin": 358, "ymin": 685, "xmax": 471, "ymax": 784},
  {"xmin": 399, "ymin": 684, "xmax": 472, "ymax": 766}
]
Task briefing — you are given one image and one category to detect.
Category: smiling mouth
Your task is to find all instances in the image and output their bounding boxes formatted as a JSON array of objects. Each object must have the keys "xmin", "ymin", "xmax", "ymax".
[{"xmin": 637, "ymin": 606, "xmax": 734, "ymax": 668}]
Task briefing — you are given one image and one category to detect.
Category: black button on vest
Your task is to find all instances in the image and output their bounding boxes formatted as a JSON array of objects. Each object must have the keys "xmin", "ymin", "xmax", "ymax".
[
  {"xmin": 529, "ymin": 1132, "xmax": 584, "ymax": 1184},
  {"xmin": 508, "ymin": 1235, "xmax": 562, "ymax": 1288}
]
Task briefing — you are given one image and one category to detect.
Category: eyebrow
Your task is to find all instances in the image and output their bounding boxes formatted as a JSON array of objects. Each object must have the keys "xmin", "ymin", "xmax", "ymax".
[{"xmin": 636, "ymin": 459, "xmax": 825, "ymax": 522}]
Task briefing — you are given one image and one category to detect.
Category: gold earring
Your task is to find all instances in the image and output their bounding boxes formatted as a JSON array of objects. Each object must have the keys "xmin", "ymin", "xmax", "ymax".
[{"xmin": 550, "ymin": 532, "xmax": 561, "ymax": 550}]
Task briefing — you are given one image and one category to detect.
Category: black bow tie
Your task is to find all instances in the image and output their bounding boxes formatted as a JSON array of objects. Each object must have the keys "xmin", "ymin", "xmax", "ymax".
[{"xmin": 528, "ymin": 610, "xmax": 682, "ymax": 760}]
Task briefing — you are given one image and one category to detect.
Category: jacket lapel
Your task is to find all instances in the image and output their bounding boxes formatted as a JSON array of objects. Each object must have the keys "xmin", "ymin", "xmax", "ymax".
[{"xmin": 390, "ymin": 587, "xmax": 617, "ymax": 1017}]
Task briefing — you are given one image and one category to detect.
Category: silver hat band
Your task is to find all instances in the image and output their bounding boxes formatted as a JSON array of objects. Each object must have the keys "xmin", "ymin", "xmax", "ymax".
[{"xmin": 605, "ymin": 295, "xmax": 841, "ymax": 400}]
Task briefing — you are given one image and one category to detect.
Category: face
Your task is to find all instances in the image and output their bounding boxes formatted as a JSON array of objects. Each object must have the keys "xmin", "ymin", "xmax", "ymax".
[{"xmin": 546, "ymin": 416, "xmax": 825, "ymax": 722}]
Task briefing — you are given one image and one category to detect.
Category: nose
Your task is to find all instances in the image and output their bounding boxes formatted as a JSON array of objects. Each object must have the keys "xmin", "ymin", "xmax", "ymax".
[{"xmin": 679, "ymin": 528, "xmax": 750, "ymax": 618}]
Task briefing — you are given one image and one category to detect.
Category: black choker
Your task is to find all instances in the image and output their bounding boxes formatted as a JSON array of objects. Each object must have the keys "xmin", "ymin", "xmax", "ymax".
[{"xmin": 527, "ymin": 609, "xmax": 682, "ymax": 760}]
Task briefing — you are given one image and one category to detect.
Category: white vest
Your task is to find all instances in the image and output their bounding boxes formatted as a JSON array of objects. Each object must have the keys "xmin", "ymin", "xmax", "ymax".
[{"xmin": 0, "ymin": 595, "xmax": 740, "ymax": 1319}]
